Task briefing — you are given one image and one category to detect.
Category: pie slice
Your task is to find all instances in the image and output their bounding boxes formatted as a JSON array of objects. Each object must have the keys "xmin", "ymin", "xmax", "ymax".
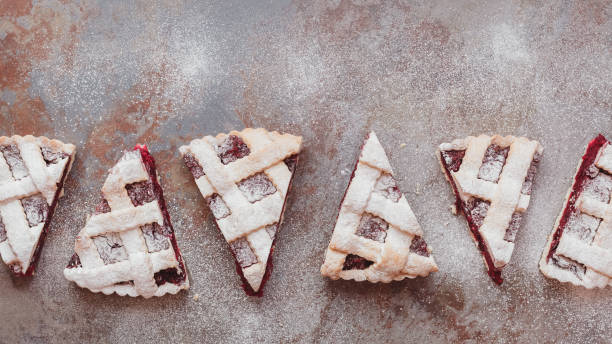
[
  {"xmin": 63, "ymin": 145, "xmax": 189, "ymax": 298},
  {"xmin": 540, "ymin": 134, "xmax": 612, "ymax": 288},
  {"xmin": 179, "ymin": 128, "xmax": 302, "ymax": 296},
  {"xmin": 0, "ymin": 135, "xmax": 75, "ymax": 276},
  {"xmin": 321, "ymin": 132, "xmax": 438, "ymax": 282},
  {"xmin": 438, "ymin": 135, "xmax": 542, "ymax": 284}
]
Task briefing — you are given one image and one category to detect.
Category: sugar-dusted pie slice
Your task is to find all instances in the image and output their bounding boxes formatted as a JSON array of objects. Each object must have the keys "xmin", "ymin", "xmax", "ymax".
[
  {"xmin": 64, "ymin": 145, "xmax": 189, "ymax": 298},
  {"xmin": 321, "ymin": 132, "xmax": 438, "ymax": 282},
  {"xmin": 540, "ymin": 135, "xmax": 612, "ymax": 288},
  {"xmin": 438, "ymin": 135, "xmax": 542, "ymax": 284},
  {"xmin": 0, "ymin": 135, "xmax": 75, "ymax": 276},
  {"xmin": 0, "ymin": 135, "xmax": 76, "ymax": 276},
  {"xmin": 179, "ymin": 128, "xmax": 302, "ymax": 296}
]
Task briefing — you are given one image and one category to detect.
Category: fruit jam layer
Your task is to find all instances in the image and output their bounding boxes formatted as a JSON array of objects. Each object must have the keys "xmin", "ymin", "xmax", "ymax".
[
  {"xmin": 21, "ymin": 155, "xmax": 73, "ymax": 276},
  {"xmin": 546, "ymin": 135, "xmax": 609, "ymax": 261},
  {"xmin": 134, "ymin": 145, "xmax": 188, "ymax": 286},
  {"xmin": 439, "ymin": 150, "xmax": 503, "ymax": 284}
]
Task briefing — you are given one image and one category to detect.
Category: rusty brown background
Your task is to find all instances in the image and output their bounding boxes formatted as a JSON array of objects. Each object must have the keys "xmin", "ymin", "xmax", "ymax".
[{"xmin": 0, "ymin": 0, "xmax": 611, "ymax": 343}]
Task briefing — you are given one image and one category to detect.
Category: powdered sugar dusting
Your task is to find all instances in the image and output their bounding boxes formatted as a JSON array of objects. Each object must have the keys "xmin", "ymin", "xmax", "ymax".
[
  {"xmin": 92, "ymin": 233, "xmax": 128, "ymax": 265},
  {"xmin": 355, "ymin": 213, "xmax": 388, "ymax": 243},
  {"xmin": 237, "ymin": 173, "xmax": 277, "ymax": 203},
  {"xmin": 229, "ymin": 238, "xmax": 258, "ymax": 269},
  {"xmin": 582, "ymin": 170, "xmax": 612, "ymax": 204},
  {"xmin": 206, "ymin": 194, "xmax": 231, "ymax": 219},
  {"xmin": 565, "ymin": 213, "xmax": 601, "ymax": 243},
  {"xmin": 0, "ymin": 144, "xmax": 29, "ymax": 180},
  {"xmin": 374, "ymin": 173, "xmax": 402, "ymax": 202},
  {"xmin": 141, "ymin": 223, "xmax": 171, "ymax": 253},
  {"xmin": 477, "ymin": 145, "xmax": 509, "ymax": 183},
  {"xmin": 21, "ymin": 194, "xmax": 49, "ymax": 227},
  {"xmin": 0, "ymin": 218, "xmax": 6, "ymax": 242},
  {"xmin": 1, "ymin": 0, "xmax": 611, "ymax": 343}
]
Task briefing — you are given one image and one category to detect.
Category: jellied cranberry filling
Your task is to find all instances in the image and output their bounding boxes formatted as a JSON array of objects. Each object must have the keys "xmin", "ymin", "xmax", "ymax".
[
  {"xmin": 216, "ymin": 135, "xmax": 251, "ymax": 165},
  {"xmin": 342, "ymin": 254, "xmax": 374, "ymax": 270}
]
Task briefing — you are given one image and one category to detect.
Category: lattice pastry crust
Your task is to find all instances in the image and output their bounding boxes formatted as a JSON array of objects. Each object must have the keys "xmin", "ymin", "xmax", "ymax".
[
  {"xmin": 64, "ymin": 147, "xmax": 189, "ymax": 298},
  {"xmin": 321, "ymin": 132, "xmax": 438, "ymax": 282},
  {"xmin": 179, "ymin": 128, "xmax": 302, "ymax": 294},
  {"xmin": 0, "ymin": 135, "xmax": 75, "ymax": 275},
  {"xmin": 540, "ymin": 135, "xmax": 612, "ymax": 288}
]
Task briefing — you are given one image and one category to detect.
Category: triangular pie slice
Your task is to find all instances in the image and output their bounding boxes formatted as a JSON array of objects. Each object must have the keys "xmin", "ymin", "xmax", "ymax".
[
  {"xmin": 321, "ymin": 132, "xmax": 438, "ymax": 282},
  {"xmin": 540, "ymin": 134, "xmax": 612, "ymax": 288},
  {"xmin": 63, "ymin": 145, "xmax": 189, "ymax": 298},
  {"xmin": 0, "ymin": 135, "xmax": 75, "ymax": 276},
  {"xmin": 179, "ymin": 128, "xmax": 302, "ymax": 296},
  {"xmin": 438, "ymin": 135, "xmax": 542, "ymax": 284}
]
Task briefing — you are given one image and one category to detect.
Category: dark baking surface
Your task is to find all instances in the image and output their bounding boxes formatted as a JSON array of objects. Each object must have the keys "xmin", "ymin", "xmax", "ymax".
[{"xmin": 0, "ymin": 0, "xmax": 610, "ymax": 343}]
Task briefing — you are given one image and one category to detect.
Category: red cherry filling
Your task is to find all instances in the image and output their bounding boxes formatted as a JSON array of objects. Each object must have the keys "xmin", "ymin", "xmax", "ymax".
[
  {"xmin": 41, "ymin": 147, "xmax": 69, "ymax": 165},
  {"xmin": 1, "ymin": 144, "xmax": 29, "ymax": 180},
  {"xmin": 0, "ymin": 218, "xmax": 6, "ymax": 242},
  {"xmin": 409, "ymin": 236, "xmax": 430, "ymax": 257},
  {"xmin": 237, "ymin": 173, "xmax": 277, "ymax": 203},
  {"xmin": 94, "ymin": 199, "xmax": 111, "ymax": 214},
  {"xmin": 342, "ymin": 254, "xmax": 374, "ymax": 270},
  {"xmin": 521, "ymin": 154, "xmax": 541, "ymax": 195},
  {"xmin": 355, "ymin": 213, "xmax": 388, "ymax": 243},
  {"xmin": 216, "ymin": 135, "xmax": 251, "ymax": 165},
  {"xmin": 182, "ymin": 153, "xmax": 205, "ymax": 179},
  {"xmin": 21, "ymin": 195, "xmax": 49, "ymax": 227},
  {"xmin": 503, "ymin": 212, "xmax": 523, "ymax": 242},
  {"xmin": 92, "ymin": 233, "xmax": 128, "ymax": 265},
  {"xmin": 477, "ymin": 145, "xmax": 509, "ymax": 182},
  {"xmin": 374, "ymin": 173, "xmax": 402, "ymax": 202},
  {"xmin": 550, "ymin": 254, "xmax": 586, "ymax": 279},
  {"xmin": 67, "ymin": 253, "xmax": 82, "ymax": 269},
  {"xmin": 142, "ymin": 223, "xmax": 171, "ymax": 252},
  {"xmin": 229, "ymin": 238, "xmax": 258, "ymax": 269},
  {"xmin": 440, "ymin": 149, "xmax": 466, "ymax": 173},
  {"xmin": 545, "ymin": 135, "xmax": 610, "ymax": 278},
  {"xmin": 264, "ymin": 223, "xmax": 278, "ymax": 241},
  {"xmin": 466, "ymin": 198, "xmax": 490, "ymax": 228},
  {"xmin": 206, "ymin": 194, "xmax": 231, "ymax": 219},
  {"xmin": 125, "ymin": 180, "xmax": 156, "ymax": 206}
]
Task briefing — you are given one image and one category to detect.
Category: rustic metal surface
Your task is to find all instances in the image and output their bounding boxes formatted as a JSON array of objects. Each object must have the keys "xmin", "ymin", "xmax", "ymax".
[{"xmin": 1, "ymin": 0, "xmax": 611, "ymax": 343}]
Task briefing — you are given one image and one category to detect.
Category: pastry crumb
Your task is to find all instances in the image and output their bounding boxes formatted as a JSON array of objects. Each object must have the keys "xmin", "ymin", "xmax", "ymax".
[{"xmin": 193, "ymin": 293, "xmax": 200, "ymax": 301}]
